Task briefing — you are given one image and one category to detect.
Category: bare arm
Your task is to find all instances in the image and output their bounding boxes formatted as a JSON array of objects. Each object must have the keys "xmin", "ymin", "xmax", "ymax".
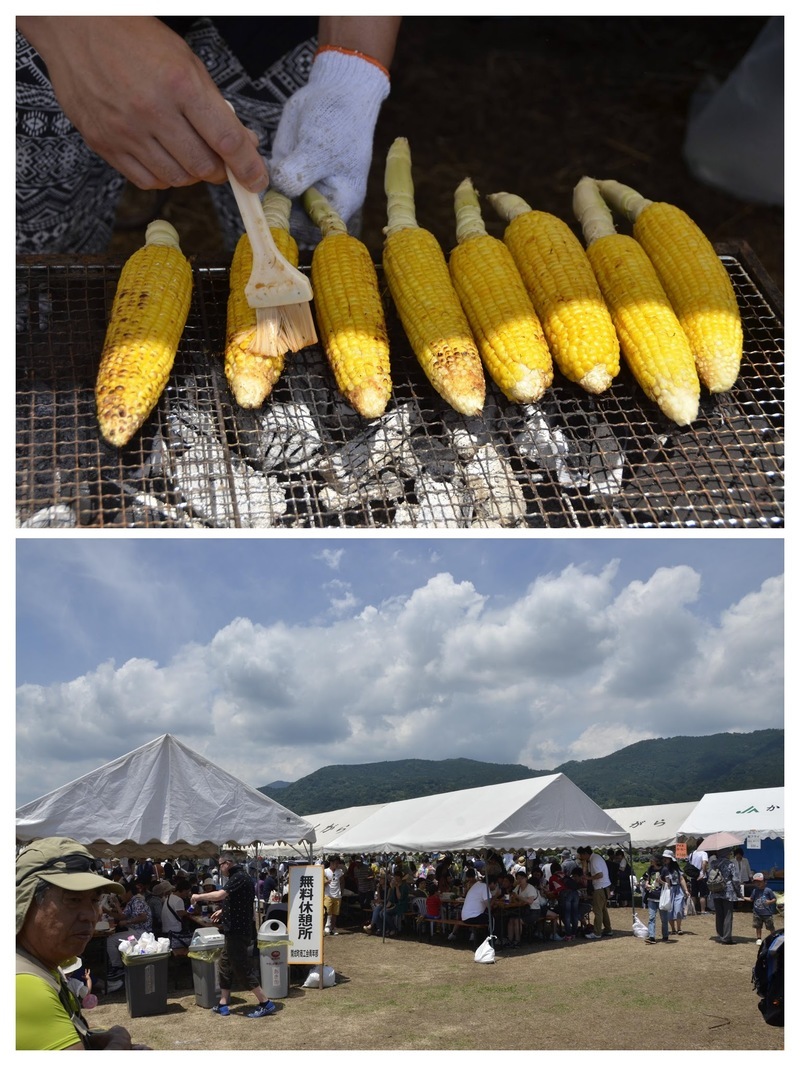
[
  {"xmin": 317, "ymin": 16, "xmax": 402, "ymax": 69},
  {"xmin": 16, "ymin": 16, "xmax": 268, "ymax": 193}
]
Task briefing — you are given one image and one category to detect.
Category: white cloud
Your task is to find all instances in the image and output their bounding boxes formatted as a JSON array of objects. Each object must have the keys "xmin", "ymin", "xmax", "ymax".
[{"xmin": 15, "ymin": 565, "xmax": 784, "ymax": 805}]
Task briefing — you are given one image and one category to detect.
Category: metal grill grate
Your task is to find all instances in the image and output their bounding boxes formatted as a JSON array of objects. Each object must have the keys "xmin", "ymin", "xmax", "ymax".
[{"xmin": 16, "ymin": 244, "xmax": 783, "ymax": 528}]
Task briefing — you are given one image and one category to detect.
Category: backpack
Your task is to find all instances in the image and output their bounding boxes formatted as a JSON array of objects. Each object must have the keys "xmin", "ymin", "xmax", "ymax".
[
  {"xmin": 751, "ymin": 930, "xmax": 784, "ymax": 1026},
  {"xmin": 706, "ymin": 866, "xmax": 726, "ymax": 895}
]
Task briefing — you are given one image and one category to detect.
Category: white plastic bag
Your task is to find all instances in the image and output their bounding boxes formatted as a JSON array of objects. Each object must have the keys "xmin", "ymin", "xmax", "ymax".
[
  {"xmin": 632, "ymin": 913, "xmax": 649, "ymax": 939},
  {"xmin": 302, "ymin": 965, "xmax": 336, "ymax": 988},
  {"xmin": 473, "ymin": 935, "xmax": 496, "ymax": 964},
  {"xmin": 659, "ymin": 885, "xmax": 672, "ymax": 912}
]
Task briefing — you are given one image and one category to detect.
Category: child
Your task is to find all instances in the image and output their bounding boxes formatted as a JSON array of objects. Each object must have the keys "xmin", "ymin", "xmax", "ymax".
[
  {"xmin": 750, "ymin": 873, "xmax": 778, "ymax": 944},
  {"xmin": 60, "ymin": 958, "xmax": 98, "ymax": 1010}
]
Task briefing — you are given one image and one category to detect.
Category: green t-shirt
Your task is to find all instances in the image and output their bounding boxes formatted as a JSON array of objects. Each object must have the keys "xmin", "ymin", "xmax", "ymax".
[{"xmin": 16, "ymin": 971, "xmax": 83, "ymax": 1051}]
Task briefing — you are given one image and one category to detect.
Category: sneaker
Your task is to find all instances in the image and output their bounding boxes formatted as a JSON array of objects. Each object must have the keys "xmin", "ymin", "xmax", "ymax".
[
  {"xmin": 212, "ymin": 1004, "xmax": 230, "ymax": 1016},
  {"xmin": 248, "ymin": 1001, "xmax": 277, "ymax": 1018},
  {"xmin": 645, "ymin": 937, "xmax": 657, "ymax": 944},
  {"xmin": 106, "ymin": 978, "xmax": 124, "ymax": 993},
  {"xmin": 551, "ymin": 933, "xmax": 563, "ymax": 941},
  {"xmin": 324, "ymin": 928, "xmax": 331, "ymax": 936},
  {"xmin": 601, "ymin": 931, "xmax": 613, "ymax": 937},
  {"xmin": 584, "ymin": 932, "xmax": 601, "ymax": 940},
  {"xmin": 756, "ymin": 938, "xmax": 762, "ymax": 945}
]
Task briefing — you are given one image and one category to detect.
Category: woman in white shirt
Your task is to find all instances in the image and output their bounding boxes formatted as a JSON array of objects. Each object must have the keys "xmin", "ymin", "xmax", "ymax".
[{"xmin": 506, "ymin": 871, "xmax": 544, "ymax": 948}]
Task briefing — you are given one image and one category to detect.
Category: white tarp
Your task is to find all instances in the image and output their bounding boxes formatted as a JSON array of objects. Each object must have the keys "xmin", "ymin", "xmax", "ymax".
[
  {"xmin": 325, "ymin": 773, "xmax": 629, "ymax": 854},
  {"xmin": 257, "ymin": 803, "xmax": 387, "ymax": 857},
  {"xmin": 603, "ymin": 801, "xmax": 699, "ymax": 850},
  {"xmin": 16, "ymin": 733, "xmax": 316, "ymax": 859},
  {"xmin": 675, "ymin": 786, "xmax": 784, "ymax": 841}
]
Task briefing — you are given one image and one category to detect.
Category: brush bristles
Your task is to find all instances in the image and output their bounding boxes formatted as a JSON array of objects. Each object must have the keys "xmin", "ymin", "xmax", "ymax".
[{"xmin": 250, "ymin": 302, "xmax": 317, "ymax": 358}]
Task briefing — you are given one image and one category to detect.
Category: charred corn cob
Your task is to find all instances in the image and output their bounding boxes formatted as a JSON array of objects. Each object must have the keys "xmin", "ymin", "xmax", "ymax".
[
  {"xmin": 448, "ymin": 178, "xmax": 553, "ymax": 404},
  {"xmin": 597, "ymin": 178, "xmax": 743, "ymax": 392},
  {"xmin": 573, "ymin": 176, "xmax": 700, "ymax": 426},
  {"xmin": 382, "ymin": 137, "xmax": 485, "ymax": 416},
  {"xmin": 302, "ymin": 186, "xmax": 391, "ymax": 419},
  {"xmin": 225, "ymin": 190, "xmax": 300, "ymax": 408},
  {"xmin": 95, "ymin": 219, "xmax": 192, "ymax": 447},
  {"xmin": 487, "ymin": 191, "xmax": 620, "ymax": 394}
]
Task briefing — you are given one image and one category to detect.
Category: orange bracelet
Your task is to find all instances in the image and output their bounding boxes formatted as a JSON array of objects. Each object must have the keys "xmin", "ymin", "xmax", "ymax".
[{"xmin": 315, "ymin": 44, "xmax": 390, "ymax": 79}]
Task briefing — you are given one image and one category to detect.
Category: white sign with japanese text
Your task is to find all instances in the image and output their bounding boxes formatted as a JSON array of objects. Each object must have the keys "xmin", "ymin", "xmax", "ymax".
[{"xmin": 287, "ymin": 865, "xmax": 324, "ymax": 965}]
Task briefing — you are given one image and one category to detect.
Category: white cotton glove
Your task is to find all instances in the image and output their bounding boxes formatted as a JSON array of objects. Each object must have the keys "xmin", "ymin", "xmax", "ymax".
[{"xmin": 269, "ymin": 48, "xmax": 390, "ymax": 229}]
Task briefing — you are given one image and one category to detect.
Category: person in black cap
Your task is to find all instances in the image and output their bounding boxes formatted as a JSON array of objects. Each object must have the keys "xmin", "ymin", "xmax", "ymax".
[
  {"xmin": 16, "ymin": 836, "xmax": 150, "ymax": 1050},
  {"xmin": 191, "ymin": 851, "xmax": 277, "ymax": 1018}
]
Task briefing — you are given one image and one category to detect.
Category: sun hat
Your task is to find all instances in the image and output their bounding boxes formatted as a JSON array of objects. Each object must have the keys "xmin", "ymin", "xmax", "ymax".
[
  {"xmin": 753, "ymin": 872, "xmax": 765, "ymax": 881},
  {"xmin": 16, "ymin": 837, "xmax": 123, "ymax": 934},
  {"xmin": 662, "ymin": 849, "xmax": 675, "ymax": 860},
  {"xmin": 202, "ymin": 877, "xmax": 216, "ymax": 888},
  {"xmin": 152, "ymin": 880, "xmax": 176, "ymax": 896}
]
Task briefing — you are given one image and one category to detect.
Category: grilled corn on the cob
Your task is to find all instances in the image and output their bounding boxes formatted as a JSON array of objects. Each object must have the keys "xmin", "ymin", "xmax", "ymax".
[
  {"xmin": 597, "ymin": 178, "xmax": 743, "ymax": 392},
  {"xmin": 448, "ymin": 178, "xmax": 553, "ymax": 404},
  {"xmin": 382, "ymin": 137, "xmax": 485, "ymax": 416},
  {"xmin": 573, "ymin": 176, "xmax": 700, "ymax": 426},
  {"xmin": 95, "ymin": 219, "xmax": 192, "ymax": 447},
  {"xmin": 225, "ymin": 190, "xmax": 300, "ymax": 408},
  {"xmin": 487, "ymin": 191, "xmax": 620, "ymax": 394},
  {"xmin": 303, "ymin": 186, "xmax": 391, "ymax": 419}
]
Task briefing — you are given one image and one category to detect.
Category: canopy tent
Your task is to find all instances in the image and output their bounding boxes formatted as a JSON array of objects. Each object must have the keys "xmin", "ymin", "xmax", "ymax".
[
  {"xmin": 325, "ymin": 773, "xmax": 629, "ymax": 855},
  {"xmin": 676, "ymin": 785, "xmax": 784, "ymax": 880},
  {"xmin": 258, "ymin": 803, "xmax": 387, "ymax": 857},
  {"xmin": 16, "ymin": 733, "xmax": 316, "ymax": 860},
  {"xmin": 675, "ymin": 786, "xmax": 784, "ymax": 841},
  {"xmin": 603, "ymin": 801, "xmax": 699, "ymax": 851}
]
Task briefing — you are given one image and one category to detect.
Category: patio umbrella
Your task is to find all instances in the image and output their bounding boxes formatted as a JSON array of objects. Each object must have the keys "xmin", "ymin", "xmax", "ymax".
[{"xmin": 697, "ymin": 831, "xmax": 746, "ymax": 852}]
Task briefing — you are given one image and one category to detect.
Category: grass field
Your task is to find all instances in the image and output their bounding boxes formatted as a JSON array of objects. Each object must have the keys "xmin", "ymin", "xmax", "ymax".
[{"xmin": 86, "ymin": 907, "xmax": 784, "ymax": 1052}]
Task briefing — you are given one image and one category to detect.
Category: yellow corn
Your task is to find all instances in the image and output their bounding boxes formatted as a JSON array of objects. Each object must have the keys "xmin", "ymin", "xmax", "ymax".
[
  {"xmin": 302, "ymin": 186, "xmax": 391, "ymax": 419},
  {"xmin": 95, "ymin": 219, "xmax": 192, "ymax": 447},
  {"xmin": 597, "ymin": 179, "xmax": 743, "ymax": 392},
  {"xmin": 573, "ymin": 176, "xmax": 700, "ymax": 426},
  {"xmin": 448, "ymin": 178, "xmax": 553, "ymax": 404},
  {"xmin": 224, "ymin": 190, "xmax": 300, "ymax": 408},
  {"xmin": 487, "ymin": 191, "xmax": 620, "ymax": 394},
  {"xmin": 382, "ymin": 138, "xmax": 485, "ymax": 416}
]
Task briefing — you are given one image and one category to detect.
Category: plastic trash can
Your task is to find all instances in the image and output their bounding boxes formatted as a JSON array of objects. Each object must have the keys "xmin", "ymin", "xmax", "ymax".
[
  {"xmin": 188, "ymin": 928, "xmax": 225, "ymax": 1008},
  {"xmin": 257, "ymin": 919, "xmax": 290, "ymax": 999},
  {"xmin": 121, "ymin": 951, "xmax": 170, "ymax": 1017}
]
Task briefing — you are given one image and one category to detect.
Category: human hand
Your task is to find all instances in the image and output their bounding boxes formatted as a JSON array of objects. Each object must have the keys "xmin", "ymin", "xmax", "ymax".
[
  {"xmin": 17, "ymin": 16, "xmax": 268, "ymax": 193},
  {"xmin": 86, "ymin": 1025, "xmax": 135, "ymax": 1050},
  {"xmin": 269, "ymin": 48, "xmax": 390, "ymax": 226}
]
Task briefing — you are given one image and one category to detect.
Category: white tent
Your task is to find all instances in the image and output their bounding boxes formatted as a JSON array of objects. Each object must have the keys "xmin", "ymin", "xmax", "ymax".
[
  {"xmin": 259, "ymin": 803, "xmax": 387, "ymax": 857},
  {"xmin": 675, "ymin": 786, "xmax": 784, "ymax": 841},
  {"xmin": 603, "ymin": 801, "xmax": 699, "ymax": 850},
  {"xmin": 325, "ymin": 773, "xmax": 629, "ymax": 854},
  {"xmin": 16, "ymin": 733, "xmax": 316, "ymax": 860}
]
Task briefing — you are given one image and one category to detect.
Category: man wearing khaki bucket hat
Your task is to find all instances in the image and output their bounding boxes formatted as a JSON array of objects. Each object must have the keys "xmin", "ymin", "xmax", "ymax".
[{"xmin": 16, "ymin": 836, "xmax": 150, "ymax": 1050}]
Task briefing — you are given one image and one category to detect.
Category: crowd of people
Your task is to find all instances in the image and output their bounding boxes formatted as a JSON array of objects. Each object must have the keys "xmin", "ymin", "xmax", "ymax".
[
  {"xmin": 352, "ymin": 845, "xmax": 635, "ymax": 944},
  {"xmin": 17, "ymin": 835, "xmax": 781, "ymax": 1049}
]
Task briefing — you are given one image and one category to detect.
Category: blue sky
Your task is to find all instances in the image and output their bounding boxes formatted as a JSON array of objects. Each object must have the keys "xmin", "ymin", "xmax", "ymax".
[{"xmin": 16, "ymin": 535, "xmax": 784, "ymax": 806}]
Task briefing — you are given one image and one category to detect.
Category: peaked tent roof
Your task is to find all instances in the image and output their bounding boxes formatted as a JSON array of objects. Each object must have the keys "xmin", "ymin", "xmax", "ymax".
[
  {"xmin": 326, "ymin": 773, "xmax": 629, "ymax": 854},
  {"xmin": 603, "ymin": 801, "xmax": 699, "ymax": 849},
  {"xmin": 16, "ymin": 734, "xmax": 316, "ymax": 859},
  {"xmin": 675, "ymin": 786, "xmax": 784, "ymax": 841}
]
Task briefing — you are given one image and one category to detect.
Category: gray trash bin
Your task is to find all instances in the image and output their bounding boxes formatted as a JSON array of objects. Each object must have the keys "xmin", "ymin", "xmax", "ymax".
[
  {"xmin": 121, "ymin": 951, "xmax": 170, "ymax": 1017},
  {"xmin": 188, "ymin": 927, "xmax": 225, "ymax": 1008},
  {"xmin": 257, "ymin": 919, "xmax": 289, "ymax": 999}
]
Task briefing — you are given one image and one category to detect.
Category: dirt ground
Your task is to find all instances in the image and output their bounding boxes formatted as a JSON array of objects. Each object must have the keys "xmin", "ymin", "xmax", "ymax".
[
  {"xmin": 110, "ymin": 16, "xmax": 784, "ymax": 294},
  {"xmin": 88, "ymin": 909, "xmax": 784, "ymax": 1052}
]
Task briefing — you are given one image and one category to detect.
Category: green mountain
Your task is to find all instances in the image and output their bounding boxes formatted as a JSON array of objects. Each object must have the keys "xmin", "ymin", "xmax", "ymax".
[{"xmin": 258, "ymin": 728, "xmax": 783, "ymax": 815}]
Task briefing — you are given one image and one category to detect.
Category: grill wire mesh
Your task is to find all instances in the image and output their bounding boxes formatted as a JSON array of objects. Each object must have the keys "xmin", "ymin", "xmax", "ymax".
[{"xmin": 16, "ymin": 245, "xmax": 783, "ymax": 529}]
